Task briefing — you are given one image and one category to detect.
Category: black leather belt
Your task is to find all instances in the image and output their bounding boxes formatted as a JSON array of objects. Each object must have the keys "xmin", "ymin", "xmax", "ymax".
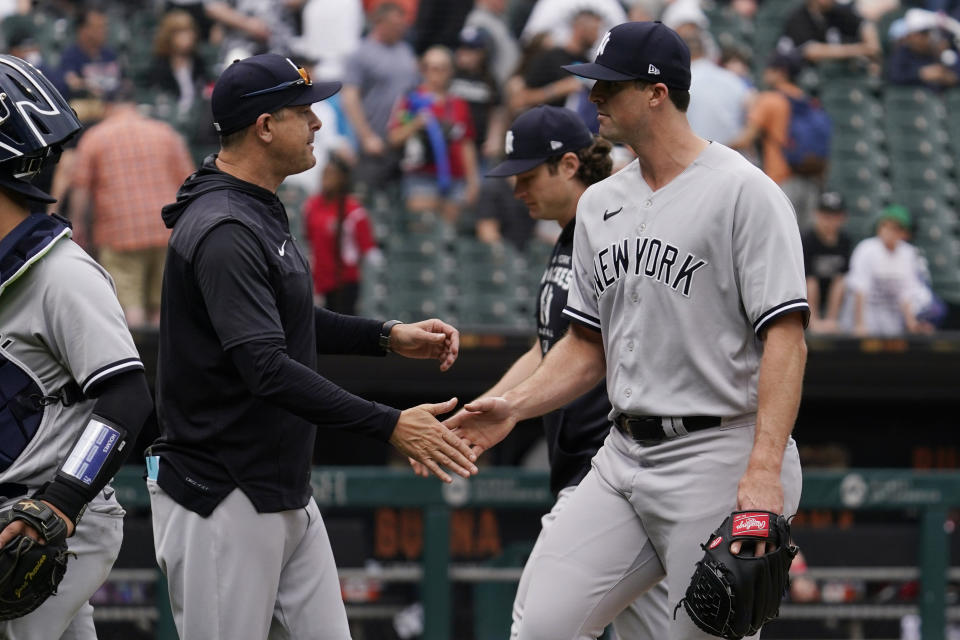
[
  {"xmin": 614, "ymin": 414, "xmax": 721, "ymax": 445},
  {"xmin": 0, "ymin": 482, "xmax": 28, "ymax": 499}
]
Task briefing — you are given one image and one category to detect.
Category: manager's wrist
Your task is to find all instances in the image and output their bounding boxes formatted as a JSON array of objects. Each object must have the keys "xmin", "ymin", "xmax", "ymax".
[{"xmin": 379, "ymin": 319, "xmax": 403, "ymax": 353}]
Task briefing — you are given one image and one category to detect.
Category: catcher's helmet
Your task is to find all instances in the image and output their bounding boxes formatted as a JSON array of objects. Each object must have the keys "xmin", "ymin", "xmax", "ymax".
[{"xmin": 0, "ymin": 54, "xmax": 80, "ymax": 180}]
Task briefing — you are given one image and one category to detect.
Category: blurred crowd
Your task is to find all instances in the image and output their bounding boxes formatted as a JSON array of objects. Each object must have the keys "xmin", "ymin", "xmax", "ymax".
[{"xmin": 3, "ymin": 0, "xmax": 958, "ymax": 335}]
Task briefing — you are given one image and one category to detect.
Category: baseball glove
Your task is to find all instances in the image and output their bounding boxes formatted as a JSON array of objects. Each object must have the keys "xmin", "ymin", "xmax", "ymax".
[
  {"xmin": 677, "ymin": 510, "xmax": 798, "ymax": 640},
  {"xmin": 0, "ymin": 497, "xmax": 72, "ymax": 620}
]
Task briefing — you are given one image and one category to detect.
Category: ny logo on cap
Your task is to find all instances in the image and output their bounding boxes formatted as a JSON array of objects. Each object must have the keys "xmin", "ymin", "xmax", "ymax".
[
  {"xmin": 648, "ymin": 64, "xmax": 661, "ymax": 75},
  {"xmin": 550, "ymin": 140, "xmax": 563, "ymax": 150},
  {"xmin": 597, "ymin": 31, "xmax": 612, "ymax": 56},
  {"xmin": 505, "ymin": 130, "xmax": 515, "ymax": 155}
]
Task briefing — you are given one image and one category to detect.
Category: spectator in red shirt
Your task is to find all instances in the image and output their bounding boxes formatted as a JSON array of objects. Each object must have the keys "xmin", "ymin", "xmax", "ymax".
[
  {"xmin": 303, "ymin": 153, "xmax": 381, "ymax": 315},
  {"xmin": 388, "ymin": 45, "xmax": 480, "ymax": 225}
]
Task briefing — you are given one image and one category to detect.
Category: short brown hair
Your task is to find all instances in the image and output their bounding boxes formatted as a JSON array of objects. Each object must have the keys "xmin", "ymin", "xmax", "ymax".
[
  {"xmin": 635, "ymin": 79, "xmax": 690, "ymax": 113},
  {"xmin": 371, "ymin": 2, "xmax": 405, "ymax": 24},
  {"xmin": 544, "ymin": 136, "xmax": 613, "ymax": 186}
]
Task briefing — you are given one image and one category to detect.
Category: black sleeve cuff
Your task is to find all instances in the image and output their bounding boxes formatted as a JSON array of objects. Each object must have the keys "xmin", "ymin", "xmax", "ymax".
[{"xmin": 372, "ymin": 403, "xmax": 402, "ymax": 442}]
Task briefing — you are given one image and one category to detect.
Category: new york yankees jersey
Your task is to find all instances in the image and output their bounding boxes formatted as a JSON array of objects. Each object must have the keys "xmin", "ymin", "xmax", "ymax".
[
  {"xmin": 563, "ymin": 143, "xmax": 808, "ymax": 418},
  {"xmin": 536, "ymin": 221, "xmax": 610, "ymax": 496},
  {"xmin": 0, "ymin": 215, "xmax": 143, "ymax": 488}
]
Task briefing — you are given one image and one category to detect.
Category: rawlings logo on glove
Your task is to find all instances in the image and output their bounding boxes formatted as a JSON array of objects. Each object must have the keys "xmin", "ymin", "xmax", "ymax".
[
  {"xmin": 733, "ymin": 512, "xmax": 770, "ymax": 536},
  {"xmin": 676, "ymin": 510, "xmax": 798, "ymax": 640},
  {"xmin": 0, "ymin": 497, "xmax": 72, "ymax": 620}
]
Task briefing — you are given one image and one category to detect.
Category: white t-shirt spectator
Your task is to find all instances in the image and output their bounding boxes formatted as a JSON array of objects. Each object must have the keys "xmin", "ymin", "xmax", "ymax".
[{"xmin": 846, "ymin": 237, "xmax": 932, "ymax": 335}]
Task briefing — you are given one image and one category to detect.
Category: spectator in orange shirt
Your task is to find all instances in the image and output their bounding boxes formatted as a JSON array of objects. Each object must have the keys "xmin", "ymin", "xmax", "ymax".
[
  {"xmin": 70, "ymin": 89, "xmax": 196, "ymax": 328},
  {"xmin": 303, "ymin": 153, "xmax": 381, "ymax": 315},
  {"xmin": 731, "ymin": 52, "xmax": 822, "ymax": 229}
]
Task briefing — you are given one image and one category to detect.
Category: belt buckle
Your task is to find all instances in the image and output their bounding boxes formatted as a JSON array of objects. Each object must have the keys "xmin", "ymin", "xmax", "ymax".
[{"xmin": 622, "ymin": 415, "xmax": 667, "ymax": 446}]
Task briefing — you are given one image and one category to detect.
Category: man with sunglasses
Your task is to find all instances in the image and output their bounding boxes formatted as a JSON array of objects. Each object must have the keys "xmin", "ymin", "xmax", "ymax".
[
  {"xmin": 447, "ymin": 22, "xmax": 808, "ymax": 638},
  {"xmin": 147, "ymin": 54, "xmax": 478, "ymax": 639}
]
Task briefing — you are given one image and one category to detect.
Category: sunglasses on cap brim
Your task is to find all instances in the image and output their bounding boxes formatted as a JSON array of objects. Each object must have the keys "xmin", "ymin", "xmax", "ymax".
[{"xmin": 241, "ymin": 65, "xmax": 312, "ymax": 99}]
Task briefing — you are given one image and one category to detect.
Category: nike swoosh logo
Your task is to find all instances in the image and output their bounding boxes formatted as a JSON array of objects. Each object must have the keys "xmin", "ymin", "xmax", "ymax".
[
  {"xmin": 603, "ymin": 207, "xmax": 623, "ymax": 221},
  {"xmin": 278, "ymin": 240, "xmax": 287, "ymax": 257}
]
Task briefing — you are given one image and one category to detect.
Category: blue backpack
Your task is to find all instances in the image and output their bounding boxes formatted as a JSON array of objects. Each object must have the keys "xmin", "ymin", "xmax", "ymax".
[{"xmin": 782, "ymin": 94, "xmax": 832, "ymax": 175}]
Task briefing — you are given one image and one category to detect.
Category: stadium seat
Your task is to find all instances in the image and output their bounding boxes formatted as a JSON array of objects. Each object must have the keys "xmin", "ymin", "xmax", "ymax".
[
  {"xmin": 894, "ymin": 191, "xmax": 955, "ymax": 218},
  {"xmin": 828, "ymin": 161, "xmax": 891, "ymax": 194},
  {"xmin": 455, "ymin": 292, "xmax": 527, "ymax": 330},
  {"xmin": 891, "ymin": 169, "xmax": 957, "ymax": 203},
  {"xmin": 883, "ymin": 86, "xmax": 947, "ymax": 119}
]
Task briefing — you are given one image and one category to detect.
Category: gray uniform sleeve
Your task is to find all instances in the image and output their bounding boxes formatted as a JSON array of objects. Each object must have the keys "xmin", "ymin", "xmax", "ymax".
[
  {"xmin": 41, "ymin": 247, "xmax": 143, "ymax": 394},
  {"xmin": 733, "ymin": 177, "xmax": 810, "ymax": 336},
  {"xmin": 562, "ymin": 194, "xmax": 602, "ymax": 331}
]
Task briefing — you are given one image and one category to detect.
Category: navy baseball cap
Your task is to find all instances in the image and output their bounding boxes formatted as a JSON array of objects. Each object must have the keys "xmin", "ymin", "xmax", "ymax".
[
  {"xmin": 458, "ymin": 25, "xmax": 491, "ymax": 50},
  {"xmin": 211, "ymin": 54, "xmax": 341, "ymax": 136},
  {"xmin": 486, "ymin": 106, "xmax": 593, "ymax": 177},
  {"xmin": 562, "ymin": 21, "xmax": 691, "ymax": 91}
]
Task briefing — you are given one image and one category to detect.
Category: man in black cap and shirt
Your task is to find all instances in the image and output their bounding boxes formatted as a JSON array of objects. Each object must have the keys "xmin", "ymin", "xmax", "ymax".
[
  {"xmin": 802, "ymin": 190, "xmax": 852, "ymax": 333},
  {"xmin": 146, "ymin": 53, "xmax": 478, "ymax": 639}
]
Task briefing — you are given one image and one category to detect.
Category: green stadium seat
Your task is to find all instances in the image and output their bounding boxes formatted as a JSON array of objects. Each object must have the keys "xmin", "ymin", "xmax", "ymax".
[
  {"xmin": 827, "ymin": 161, "xmax": 891, "ymax": 194},
  {"xmin": 380, "ymin": 285, "xmax": 456, "ymax": 323},
  {"xmin": 821, "ymin": 83, "xmax": 881, "ymax": 111},
  {"xmin": 890, "ymin": 168, "xmax": 956, "ymax": 201},
  {"xmin": 830, "ymin": 187, "xmax": 891, "ymax": 220},
  {"xmin": 831, "ymin": 131, "xmax": 885, "ymax": 157},
  {"xmin": 455, "ymin": 292, "xmax": 527, "ymax": 330},
  {"xmin": 703, "ymin": 3, "xmax": 757, "ymax": 66},
  {"xmin": 817, "ymin": 60, "xmax": 875, "ymax": 85},
  {"xmin": 893, "ymin": 191, "xmax": 955, "ymax": 218},
  {"xmin": 458, "ymin": 261, "xmax": 517, "ymax": 294},
  {"xmin": 883, "ymin": 86, "xmax": 947, "ymax": 119},
  {"xmin": 916, "ymin": 223, "xmax": 959, "ymax": 252},
  {"xmin": 843, "ymin": 214, "xmax": 879, "ymax": 243},
  {"xmin": 921, "ymin": 242, "xmax": 960, "ymax": 276}
]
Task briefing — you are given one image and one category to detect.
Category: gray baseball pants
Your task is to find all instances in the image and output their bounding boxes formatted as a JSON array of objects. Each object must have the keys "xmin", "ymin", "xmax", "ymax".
[
  {"xmin": 0, "ymin": 489, "xmax": 124, "ymax": 640},
  {"xmin": 515, "ymin": 421, "xmax": 802, "ymax": 640},
  {"xmin": 148, "ymin": 480, "xmax": 350, "ymax": 640},
  {"xmin": 511, "ymin": 485, "xmax": 670, "ymax": 640}
]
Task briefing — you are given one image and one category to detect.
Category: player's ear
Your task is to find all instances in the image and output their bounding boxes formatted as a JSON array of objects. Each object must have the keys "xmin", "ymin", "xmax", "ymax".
[
  {"xmin": 648, "ymin": 83, "xmax": 670, "ymax": 109},
  {"xmin": 254, "ymin": 112, "xmax": 275, "ymax": 143},
  {"xmin": 559, "ymin": 152, "xmax": 580, "ymax": 179}
]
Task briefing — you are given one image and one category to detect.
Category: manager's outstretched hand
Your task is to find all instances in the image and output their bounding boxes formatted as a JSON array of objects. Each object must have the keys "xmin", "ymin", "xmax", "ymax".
[
  {"xmin": 442, "ymin": 396, "xmax": 518, "ymax": 459},
  {"xmin": 390, "ymin": 397, "xmax": 478, "ymax": 483},
  {"xmin": 390, "ymin": 319, "xmax": 460, "ymax": 371}
]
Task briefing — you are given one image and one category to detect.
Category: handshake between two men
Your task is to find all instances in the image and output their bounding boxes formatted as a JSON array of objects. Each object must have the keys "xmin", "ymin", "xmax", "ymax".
[{"xmin": 385, "ymin": 318, "xmax": 523, "ymax": 483}]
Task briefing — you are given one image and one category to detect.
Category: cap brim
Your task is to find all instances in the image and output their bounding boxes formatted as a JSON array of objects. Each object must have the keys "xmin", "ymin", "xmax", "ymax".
[
  {"xmin": 486, "ymin": 156, "xmax": 548, "ymax": 177},
  {"xmin": 289, "ymin": 81, "xmax": 342, "ymax": 106},
  {"xmin": 561, "ymin": 62, "xmax": 636, "ymax": 81}
]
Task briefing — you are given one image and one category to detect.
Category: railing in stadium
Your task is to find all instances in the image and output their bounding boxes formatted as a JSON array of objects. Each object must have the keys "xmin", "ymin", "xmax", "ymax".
[{"xmin": 108, "ymin": 467, "xmax": 959, "ymax": 640}]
